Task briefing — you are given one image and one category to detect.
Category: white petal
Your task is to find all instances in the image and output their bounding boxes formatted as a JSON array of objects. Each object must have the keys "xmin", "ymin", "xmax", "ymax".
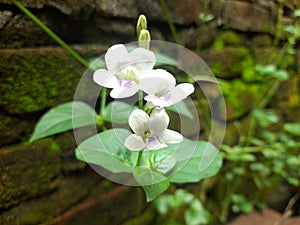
[
  {"xmin": 176, "ymin": 83, "xmax": 195, "ymax": 96},
  {"xmin": 146, "ymin": 136, "xmax": 167, "ymax": 150},
  {"xmin": 139, "ymin": 69, "xmax": 176, "ymax": 95},
  {"xmin": 110, "ymin": 80, "xmax": 139, "ymax": 98},
  {"xmin": 165, "ymin": 83, "xmax": 195, "ymax": 105},
  {"xmin": 129, "ymin": 48, "xmax": 156, "ymax": 74},
  {"xmin": 151, "ymin": 108, "xmax": 170, "ymax": 126},
  {"xmin": 93, "ymin": 69, "xmax": 118, "ymax": 88},
  {"xmin": 128, "ymin": 109, "xmax": 149, "ymax": 136},
  {"xmin": 125, "ymin": 134, "xmax": 145, "ymax": 151},
  {"xmin": 149, "ymin": 117, "xmax": 168, "ymax": 136},
  {"xmin": 144, "ymin": 95, "xmax": 170, "ymax": 108},
  {"xmin": 162, "ymin": 129, "xmax": 183, "ymax": 144},
  {"xmin": 105, "ymin": 44, "xmax": 129, "ymax": 73}
]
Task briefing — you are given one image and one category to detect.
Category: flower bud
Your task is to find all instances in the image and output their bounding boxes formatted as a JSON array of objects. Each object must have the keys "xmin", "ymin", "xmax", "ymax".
[
  {"xmin": 138, "ymin": 29, "xmax": 151, "ymax": 50},
  {"xmin": 136, "ymin": 14, "xmax": 147, "ymax": 39}
]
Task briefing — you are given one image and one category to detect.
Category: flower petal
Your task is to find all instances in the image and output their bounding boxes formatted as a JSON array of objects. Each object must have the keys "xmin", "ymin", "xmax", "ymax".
[
  {"xmin": 144, "ymin": 95, "xmax": 170, "ymax": 107},
  {"xmin": 105, "ymin": 44, "xmax": 129, "ymax": 73},
  {"xmin": 139, "ymin": 69, "xmax": 176, "ymax": 95},
  {"xmin": 149, "ymin": 108, "xmax": 170, "ymax": 136},
  {"xmin": 149, "ymin": 117, "xmax": 168, "ymax": 136},
  {"xmin": 146, "ymin": 136, "xmax": 167, "ymax": 150},
  {"xmin": 162, "ymin": 129, "xmax": 183, "ymax": 144},
  {"xmin": 128, "ymin": 109, "xmax": 149, "ymax": 136},
  {"xmin": 93, "ymin": 69, "xmax": 118, "ymax": 88},
  {"xmin": 151, "ymin": 108, "xmax": 170, "ymax": 126},
  {"xmin": 129, "ymin": 48, "xmax": 156, "ymax": 75},
  {"xmin": 125, "ymin": 134, "xmax": 145, "ymax": 151},
  {"xmin": 167, "ymin": 83, "xmax": 195, "ymax": 105},
  {"xmin": 110, "ymin": 80, "xmax": 139, "ymax": 98}
]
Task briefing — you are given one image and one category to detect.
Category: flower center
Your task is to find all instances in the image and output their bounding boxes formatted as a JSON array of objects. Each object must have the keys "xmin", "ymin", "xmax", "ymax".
[
  {"xmin": 143, "ymin": 130, "xmax": 161, "ymax": 146},
  {"xmin": 121, "ymin": 66, "xmax": 139, "ymax": 84}
]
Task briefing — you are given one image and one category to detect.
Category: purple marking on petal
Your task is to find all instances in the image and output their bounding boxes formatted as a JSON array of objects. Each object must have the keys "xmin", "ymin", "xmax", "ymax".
[
  {"xmin": 119, "ymin": 80, "xmax": 133, "ymax": 88},
  {"xmin": 124, "ymin": 80, "xmax": 133, "ymax": 88},
  {"xmin": 163, "ymin": 92, "xmax": 171, "ymax": 100},
  {"xmin": 148, "ymin": 136, "xmax": 161, "ymax": 143}
]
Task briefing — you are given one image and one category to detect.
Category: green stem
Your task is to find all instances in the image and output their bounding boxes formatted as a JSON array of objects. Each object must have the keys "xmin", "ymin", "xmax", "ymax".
[
  {"xmin": 138, "ymin": 90, "xmax": 143, "ymax": 109},
  {"xmin": 12, "ymin": 0, "xmax": 90, "ymax": 69},
  {"xmin": 100, "ymin": 88, "xmax": 107, "ymax": 130},
  {"xmin": 159, "ymin": 0, "xmax": 180, "ymax": 44},
  {"xmin": 100, "ymin": 88, "xmax": 107, "ymax": 114},
  {"xmin": 245, "ymin": 80, "xmax": 281, "ymax": 145},
  {"xmin": 136, "ymin": 150, "xmax": 143, "ymax": 166},
  {"xmin": 222, "ymin": 141, "xmax": 300, "ymax": 154}
]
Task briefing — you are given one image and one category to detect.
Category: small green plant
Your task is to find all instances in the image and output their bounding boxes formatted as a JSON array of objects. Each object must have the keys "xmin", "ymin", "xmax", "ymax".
[
  {"xmin": 26, "ymin": 10, "xmax": 223, "ymax": 202},
  {"xmin": 155, "ymin": 189, "xmax": 211, "ymax": 225}
]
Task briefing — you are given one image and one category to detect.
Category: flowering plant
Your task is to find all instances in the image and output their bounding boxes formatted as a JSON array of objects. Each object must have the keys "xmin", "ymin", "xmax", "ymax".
[{"xmin": 30, "ymin": 15, "xmax": 223, "ymax": 201}]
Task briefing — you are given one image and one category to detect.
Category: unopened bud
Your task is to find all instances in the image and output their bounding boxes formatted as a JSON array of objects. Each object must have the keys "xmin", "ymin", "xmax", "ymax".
[
  {"xmin": 138, "ymin": 29, "xmax": 151, "ymax": 50},
  {"xmin": 136, "ymin": 14, "xmax": 147, "ymax": 39}
]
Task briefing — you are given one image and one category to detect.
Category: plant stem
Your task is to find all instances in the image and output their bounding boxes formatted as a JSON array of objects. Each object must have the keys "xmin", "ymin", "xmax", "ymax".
[
  {"xmin": 100, "ymin": 88, "xmax": 107, "ymax": 114},
  {"xmin": 136, "ymin": 150, "xmax": 143, "ymax": 166},
  {"xmin": 12, "ymin": 0, "xmax": 90, "ymax": 69},
  {"xmin": 159, "ymin": 0, "xmax": 180, "ymax": 44},
  {"xmin": 245, "ymin": 80, "xmax": 281, "ymax": 145},
  {"xmin": 99, "ymin": 88, "xmax": 107, "ymax": 130},
  {"xmin": 138, "ymin": 90, "xmax": 143, "ymax": 109}
]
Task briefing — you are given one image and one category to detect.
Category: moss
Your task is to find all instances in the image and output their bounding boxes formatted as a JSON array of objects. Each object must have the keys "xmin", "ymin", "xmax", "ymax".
[
  {"xmin": 219, "ymin": 31, "xmax": 242, "ymax": 46},
  {"xmin": 0, "ymin": 48, "xmax": 85, "ymax": 114},
  {"xmin": 220, "ymin": 79, "xmax": 269, "ymax": 120},
  {"xmin": 211, "ymin": 62, "xmax": 222, "ymax": 76},
  {"xmin": 212, "ymin": 36, "xmax": 224, "ymax": 52},
  {"xmin": 240, "ymin": 52, "xmax": 263, "ymax": 83},
  {"xmin": 20, "ymin": 210, "xmax": 42, "ymax": 225},
  {"xmin": 0, "ymin": 139, "xmax": 61, "ymax": 210}
]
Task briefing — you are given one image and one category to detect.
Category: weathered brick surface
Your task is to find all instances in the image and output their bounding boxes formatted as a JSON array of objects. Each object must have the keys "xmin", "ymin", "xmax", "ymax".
[
  {"xmin": 0, "ymin": 169, "xmax": 104, "ymax": 225},
  {"xmin": 0, "ymin": 139, "xmax": 61, "ymax": 210},
  {"xmin": 0, "ymin": 0, "xmax": 300, "ymax": 224},
  {"xmin": 0, "ymin": 46, "xmax": 102, "ymax": 115},
  {"xmin": 222, "ymin": 1, "xmax": 276, "ymax": 33}
]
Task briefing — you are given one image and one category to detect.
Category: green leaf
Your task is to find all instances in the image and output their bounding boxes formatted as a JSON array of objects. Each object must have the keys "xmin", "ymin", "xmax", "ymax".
[
  {"xmin": 134, "ymin": 166, "xmax": 170, "ymax": 202},
  {"xmin": 102, "ymin": 101, "xmax": 138, "ymax": 124},
  {"xmin": 169, "ymin": 139, "xmax": 222, "ymax": 183},
  {"xmin": 174, "ymin": 189, "xmax": 194, "ymax": 204},
  {"xmin": 30, "ymin": 101, "xmax": 97, "ymax": 142},
  {"xmin": 255, "ymin": 64, "xmax": 276, "ymax": 75},
  {"xmin": 166, "ymin": 101, "xmax": 194, "ymax": 120},
  {"xmin": 199, "ymin": 12, "xmax": 214, "ymax": 23},
  {"xmin": 75, "ymin": 128, "xmax": 134, "ymax": 173},
  {"xmin": 231, "ymin": 194, "xmax": 253, "ymax": 214},
  {"xmin": 252, "ymin": 109, "xmax": 279, "ymax": 127},
  {"xmin": 184, "ymin": 199, "xmax": 211, "ymax": 225},
  {"xmin": 142, "ymin": 180, "xmax": 170, "ymax": 202},
  {"xmin": 273, "ymin": 69, "xmax": 289, "ymax": 81},
  {"xmin": 284, "ymin": 123, "xmax": 300, "ymax": 136},
  {"xmin": 226, "ymin": 153, "xmax": 256, "ymax": 162},
  {"xmin": 255, "ymin": 64, "xmax": 289, "ymax": 81}
]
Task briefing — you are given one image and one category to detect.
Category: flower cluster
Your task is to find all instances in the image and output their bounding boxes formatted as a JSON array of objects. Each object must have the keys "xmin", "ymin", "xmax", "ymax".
[{"xmin": 93, "ymin": 44, "xmax": 194, "ymax": 151}]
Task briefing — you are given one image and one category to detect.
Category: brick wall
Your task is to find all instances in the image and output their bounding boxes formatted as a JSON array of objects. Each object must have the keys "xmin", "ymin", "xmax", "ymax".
[{"xmin": 0, "ymin": 0, "xmax": 299, "ymax": 224}]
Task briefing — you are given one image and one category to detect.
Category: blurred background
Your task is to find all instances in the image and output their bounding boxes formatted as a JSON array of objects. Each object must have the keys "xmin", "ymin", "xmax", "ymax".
[{"xmin": 0, "ymin": 0, "xmax": 300, "ymax": 224}]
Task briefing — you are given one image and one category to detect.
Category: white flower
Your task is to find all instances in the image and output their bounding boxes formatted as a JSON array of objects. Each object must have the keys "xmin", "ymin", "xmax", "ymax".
[
  {"xmin": 125, "ymin": 108, "xmax": 183, "ymax": 151},
  {"xmin": 93, "ymin": 44, "xmax": 155, "ymax": 98},
  {"xmin": 139, "ymin": 69, "xmax": 195, "ymax": 107}
]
